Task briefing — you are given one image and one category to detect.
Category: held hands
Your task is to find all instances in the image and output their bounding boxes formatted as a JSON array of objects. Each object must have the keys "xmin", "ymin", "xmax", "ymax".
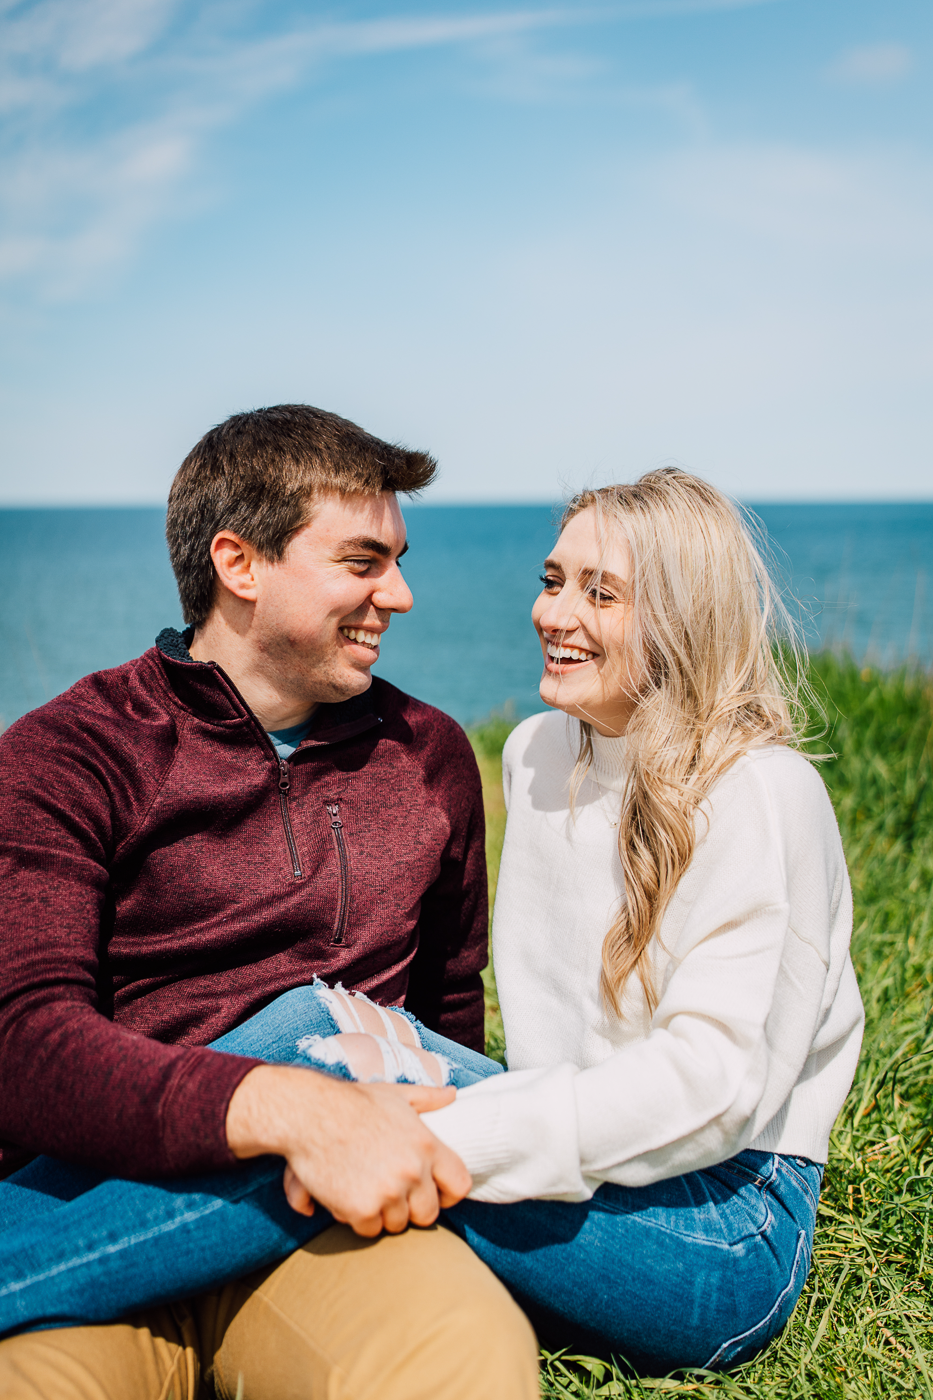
[{"xmin": 226, "ymin": 1063, "xmax": 471, "ymax": 1237}]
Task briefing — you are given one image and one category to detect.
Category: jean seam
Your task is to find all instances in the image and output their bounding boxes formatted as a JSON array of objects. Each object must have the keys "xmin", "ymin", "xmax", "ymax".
[
  {"xmin": 714, "ymin": 1161, "xmax": 766, "ymax": 1189},
  {"xmin": 702, "ymin": 1226, "xmax": 808, "ymax": 1369},
  {"xmin": 594, "ymin": 1179, "xmax": 773, "ymax": 1248},
  {"xmin": 0, "ymin": 1165, "xmax": 283, "ymax": 1301},
  {"xmin": 777, "ymin": 1158, "xmax": 820, "ymax": 1214}
]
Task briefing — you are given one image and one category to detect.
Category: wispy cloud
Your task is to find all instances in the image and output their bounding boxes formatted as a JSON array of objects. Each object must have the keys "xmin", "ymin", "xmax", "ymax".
[
  {"xmin": 825, "ymin": 42, "xmax": 914, "ymax": 88},
  {"xmin": 0, "ymin": 1, "xmax": 787, "ymax": 298},
  {"xmin": 0, "ymin": 5, "xmax": 555, "ymax": 295}
]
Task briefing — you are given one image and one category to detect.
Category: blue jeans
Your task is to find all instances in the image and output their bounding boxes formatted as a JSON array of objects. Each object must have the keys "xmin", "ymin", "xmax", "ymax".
[{"xmin": 0, "ymin": 986, "xmax": 820, "ymax": 1373}]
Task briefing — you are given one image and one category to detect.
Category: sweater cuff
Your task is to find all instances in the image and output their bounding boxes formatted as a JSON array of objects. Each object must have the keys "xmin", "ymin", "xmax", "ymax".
[
  {"xmin": 422, "ymin": 1064, "xmax": 590, "ymax": 1204},
  {"xmin": 160, "ymin": 1049, "xmax": 264, "ymax": 1176}
]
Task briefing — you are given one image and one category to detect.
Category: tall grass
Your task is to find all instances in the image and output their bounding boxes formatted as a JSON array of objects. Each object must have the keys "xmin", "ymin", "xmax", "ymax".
[{"xmin": 469, "ymin": 656, "xmax": 933, "ymax": 1398}]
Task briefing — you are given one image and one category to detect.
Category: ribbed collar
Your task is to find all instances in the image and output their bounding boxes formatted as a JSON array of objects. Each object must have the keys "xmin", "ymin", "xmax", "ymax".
[
  {"xmin": 590, "ymin": 728, "xmax": 630, "ymax": 788},
  {"xmin": 154, "ymin": 626, "xmax": 381, "ymax": 748}
]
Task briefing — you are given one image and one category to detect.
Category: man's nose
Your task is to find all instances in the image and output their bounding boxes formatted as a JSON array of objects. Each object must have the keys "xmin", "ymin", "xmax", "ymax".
[{"xmin": 374, "ymin": 563, "xmax": 414, "ymax": 614}]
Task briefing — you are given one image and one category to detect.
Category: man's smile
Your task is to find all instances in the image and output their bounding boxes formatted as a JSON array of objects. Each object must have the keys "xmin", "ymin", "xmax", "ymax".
[{"xmin": 340, "ymin": 626, "xmax": 382, "ymax": 652}]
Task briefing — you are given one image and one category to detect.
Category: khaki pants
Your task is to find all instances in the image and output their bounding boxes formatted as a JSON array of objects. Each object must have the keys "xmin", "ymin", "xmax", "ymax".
[{"xmin": 0, "ymin": 1224, "xmax": 538, "ymax": 1400}]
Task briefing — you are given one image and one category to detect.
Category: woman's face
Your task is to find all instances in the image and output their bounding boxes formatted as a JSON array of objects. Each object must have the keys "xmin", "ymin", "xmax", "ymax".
[{"xmin": 532, "ymin": 507, "xmax": 640, "ymax": 737}]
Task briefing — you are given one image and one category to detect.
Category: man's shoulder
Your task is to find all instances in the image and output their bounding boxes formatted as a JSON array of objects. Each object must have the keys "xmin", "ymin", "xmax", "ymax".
[
  {"xmin": 369, "ymin": 678, "xmax": 478, "ymax": 783},
  {"xmin": 370, "ymin": 677, "xmax": 469, "ymax": 743},
  {"xmin": 2, "ymin": 648, "xmax": 170, "ymax": 751}
]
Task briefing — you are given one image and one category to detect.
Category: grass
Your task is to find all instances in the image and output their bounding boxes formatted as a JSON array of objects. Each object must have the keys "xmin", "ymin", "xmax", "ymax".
[{"xmin": 467, "ymin": 655, "xmax": 933, "ymax": 1398}]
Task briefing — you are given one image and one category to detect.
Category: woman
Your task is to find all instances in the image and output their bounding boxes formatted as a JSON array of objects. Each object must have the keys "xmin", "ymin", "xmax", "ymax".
[{"xmin": 0, "ymin": 470, "xmax": 863, "ymax": 1372}]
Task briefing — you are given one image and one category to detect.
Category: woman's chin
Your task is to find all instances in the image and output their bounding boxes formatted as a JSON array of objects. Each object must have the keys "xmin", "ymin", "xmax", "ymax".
[{"xmin": 538, "ymin": 676, "xmax": 582, "ymax": 716}]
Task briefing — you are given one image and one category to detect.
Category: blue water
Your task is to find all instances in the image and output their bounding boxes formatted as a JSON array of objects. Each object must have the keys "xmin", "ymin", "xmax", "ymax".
[{"xmin": 1, "ymin": 503, "xmax": 930, "ymax": 730}]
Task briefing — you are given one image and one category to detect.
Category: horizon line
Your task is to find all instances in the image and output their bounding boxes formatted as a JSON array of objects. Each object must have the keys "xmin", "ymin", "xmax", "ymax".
[{"xmin": 2, "ymin": 497, "xmax": 933, "ymax": 510}]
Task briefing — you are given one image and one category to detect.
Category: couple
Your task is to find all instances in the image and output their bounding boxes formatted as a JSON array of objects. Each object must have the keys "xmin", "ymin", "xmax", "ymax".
[{"xmin": 0, "ymin": 403, "xmax": 863, "ymax": 1397}]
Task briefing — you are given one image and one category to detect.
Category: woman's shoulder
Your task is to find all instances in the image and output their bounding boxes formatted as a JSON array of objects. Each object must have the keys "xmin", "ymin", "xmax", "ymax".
[
  {"xmin": 687, "ymin": 746, "xmax": 845, "ymax": 911},
  {"xmin": 501, "ymin": 712, "xmax": 579, "ymax": 808},
  {"xmin": 712, "ymin": 744, "xmax": 836, "ymax": 829},
  {"xmin": 503, "ymin": 709, "xmax": 574, "ymax": 766},
  {"xmin": 743, "ymin": 743, "xmax": 828, "ymax": 793}
]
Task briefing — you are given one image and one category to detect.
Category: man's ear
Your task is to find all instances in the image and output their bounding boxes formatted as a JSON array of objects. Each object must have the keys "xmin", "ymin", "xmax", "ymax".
[{"xmin": 210, "ymin": 531, "xmax": 262, "ymax": 603}]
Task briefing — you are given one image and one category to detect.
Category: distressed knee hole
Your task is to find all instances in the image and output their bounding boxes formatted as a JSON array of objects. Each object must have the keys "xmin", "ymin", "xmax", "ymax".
[
  {"xmin": 296, "ymin": 1032, "xmax": 452, "ymax": 1087},
  {"xmin": 314, "ymin": 983, "xmax": 420, "ymax": 1047}
]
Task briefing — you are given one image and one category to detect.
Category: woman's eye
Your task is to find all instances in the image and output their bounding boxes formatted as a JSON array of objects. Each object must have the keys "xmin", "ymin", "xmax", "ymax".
[
  {"xmin": 539, "ymin": 574, "xmax": 561, "ymax": 592},
  {"xmin": 588, "ymin": 588, "xmax": 616, "ymax": 605}
]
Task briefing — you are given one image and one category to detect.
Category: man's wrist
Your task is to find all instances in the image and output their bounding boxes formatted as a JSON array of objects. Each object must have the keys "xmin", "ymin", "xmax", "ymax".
[{"xmin": 226, "ymin": 1062, "xmax": 333, "ymax": 1160}]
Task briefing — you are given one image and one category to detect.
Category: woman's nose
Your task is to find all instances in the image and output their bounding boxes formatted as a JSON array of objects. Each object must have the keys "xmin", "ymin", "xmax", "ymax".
[{"xmin": 538, "ymin": 588, "xmax": 579, "ymax": 635}]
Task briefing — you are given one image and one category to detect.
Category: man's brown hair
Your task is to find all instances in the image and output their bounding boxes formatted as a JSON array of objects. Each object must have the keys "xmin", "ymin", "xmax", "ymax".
[{"xmin": 166, "ymin": 403, "xmax": 437, "ymax": 627}]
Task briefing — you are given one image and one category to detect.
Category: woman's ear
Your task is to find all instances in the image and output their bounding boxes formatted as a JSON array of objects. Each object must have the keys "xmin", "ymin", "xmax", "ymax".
[{"xmin": 209, "ymin": 531, "xmax": 260, "ymax": 603}]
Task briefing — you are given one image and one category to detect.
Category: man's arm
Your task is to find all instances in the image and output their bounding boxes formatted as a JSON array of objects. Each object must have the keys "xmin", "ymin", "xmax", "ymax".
[
  {"xmin": 404, "ymin": 718, "xmax": 489, "ymax": 1051},
  {"xmin": 0, "ymin": 700, "xmax": 258, "ymax": 1178},
  {"xmin": 226, "ymin": 1066, "xmax": 471, "ymax": 1234},
  {"xmin": 0, "ymin": 696, "xmax": 475, "ymax": 1223}
]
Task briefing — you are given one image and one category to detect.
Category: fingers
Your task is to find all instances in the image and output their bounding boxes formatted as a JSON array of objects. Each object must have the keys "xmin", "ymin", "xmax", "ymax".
[
  {"xmin": 402, "ymin": 1083, "xmax": 456, "ymax": 1111},
  {"xmin": 346, "ymin": 1210, "xmax": 387, "ymax": 1239},
  {"xmin": 431, "ymin": 1139, "xmax": 473, "ymax": 1207},
  {"xmin": 351, "ymin": 1170, "xmax": 442, "ymax": 1235},
  {"xmin": 271, "ymin": 1074, "xmax": 468, "ymax": 1240},
  {"xmin": 381, "ymin": 1191, "xmax": 422, "ymax": 1234},
  {"xmin": 405, "ymin": 1172, "xmax": 443, "ymax": 1228},
  {"xmin": 283, "ymin": 1164, "xmax": 316, "ymax": 1216}
]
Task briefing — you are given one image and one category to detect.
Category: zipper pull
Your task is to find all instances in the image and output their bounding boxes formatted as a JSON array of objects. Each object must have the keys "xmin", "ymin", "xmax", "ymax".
[
  {"xmin": 277, "ymin": 758, "xmax": 302, "ymax": 879},
  {"xmin": 327, "ymin": 802, "xmax": 342, "ymax": 828}
]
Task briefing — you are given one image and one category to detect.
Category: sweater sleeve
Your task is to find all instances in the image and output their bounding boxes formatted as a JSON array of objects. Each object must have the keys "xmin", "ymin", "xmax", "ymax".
[
  {"xmin": 423, "ymin": 754, "xmax": 841, "ymax": 1202},
  {"xmin": 0, "ymin": 704, "xmax": 261, "ymax": 1180}
]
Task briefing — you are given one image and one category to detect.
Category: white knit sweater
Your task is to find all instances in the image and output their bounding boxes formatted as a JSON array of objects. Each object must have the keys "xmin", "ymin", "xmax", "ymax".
[{"xmin": 424, "ymin": 710, "xmax": 864, "ymax": 1204}]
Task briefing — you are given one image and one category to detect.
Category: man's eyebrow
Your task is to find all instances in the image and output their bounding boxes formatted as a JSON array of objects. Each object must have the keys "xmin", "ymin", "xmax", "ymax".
[{"xmin": 337, "ymin": 536, "xmax": 409, "ymax": 559}]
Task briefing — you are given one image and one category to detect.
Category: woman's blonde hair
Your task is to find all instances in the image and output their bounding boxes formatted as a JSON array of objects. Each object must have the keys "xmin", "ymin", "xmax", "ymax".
[{"xmin": 561, "ymin": 468, "xmax": 807, "ymax": 1017}]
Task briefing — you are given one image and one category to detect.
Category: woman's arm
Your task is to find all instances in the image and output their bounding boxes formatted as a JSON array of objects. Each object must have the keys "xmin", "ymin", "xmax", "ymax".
[{"xmin": 424, "ymin": 749, "xmax": 862, "ymax": 1202}]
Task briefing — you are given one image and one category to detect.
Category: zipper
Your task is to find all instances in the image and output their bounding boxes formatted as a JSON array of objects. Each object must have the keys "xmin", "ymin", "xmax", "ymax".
[
  {"xmin": 326, "ymin": 802, "xmax": 350, "ymax": 944},
  {"xmin": 277, "ymin": 759, "xmax": 303, "ymax": 879}
]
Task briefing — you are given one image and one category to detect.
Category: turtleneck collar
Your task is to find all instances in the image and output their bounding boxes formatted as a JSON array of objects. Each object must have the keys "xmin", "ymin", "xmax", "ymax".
[{"xmin": 589, "ymin": 726, "xmax": 630, "ymax": 788}]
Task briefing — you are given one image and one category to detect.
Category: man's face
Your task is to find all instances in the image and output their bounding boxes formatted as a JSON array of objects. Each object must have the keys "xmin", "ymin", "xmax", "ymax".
[{"xmin": 251, "ymin": 491, "xmax": 413, "ymax": 707}]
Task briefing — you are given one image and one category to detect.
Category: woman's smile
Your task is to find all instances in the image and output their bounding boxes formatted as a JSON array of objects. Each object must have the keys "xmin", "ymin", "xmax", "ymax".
[{"xmin": 543, "ymin": 635, "xmax": 598, "ymax": 671}]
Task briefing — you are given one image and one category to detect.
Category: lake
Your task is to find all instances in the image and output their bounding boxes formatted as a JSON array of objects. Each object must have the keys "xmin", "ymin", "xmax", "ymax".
[{"xmin": 1, "ymin": 502, "xmax": 930, "ymax": 730}]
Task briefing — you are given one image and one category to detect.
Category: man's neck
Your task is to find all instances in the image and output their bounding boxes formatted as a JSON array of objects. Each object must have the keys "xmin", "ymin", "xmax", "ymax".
[{"xmin": 188, "ymin": 617, "xmax": 318, "ymax": 732}]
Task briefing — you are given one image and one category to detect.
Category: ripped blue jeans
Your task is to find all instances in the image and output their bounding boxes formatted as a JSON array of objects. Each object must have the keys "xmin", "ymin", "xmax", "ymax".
[{"xmin": 0, "ymin": 984, "xmax": 821, "ymax": 1373}]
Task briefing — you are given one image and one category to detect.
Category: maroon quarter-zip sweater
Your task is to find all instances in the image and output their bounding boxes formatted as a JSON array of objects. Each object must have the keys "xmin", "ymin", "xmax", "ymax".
[{"xmin": 0, "ymin": 631, "xmax": 488, "ymax": 1181}]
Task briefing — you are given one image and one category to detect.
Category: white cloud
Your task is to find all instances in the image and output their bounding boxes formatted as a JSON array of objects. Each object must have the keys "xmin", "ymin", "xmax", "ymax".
[
  {"xmin": 0, "ymin": 6, "xmax": 584, "ymax": 296},
  {"xmin": 0, "ymin": 1, "xmax": 787, "ymax": 298},
  {"xmin": 825, "ymin": 42, "xmax": 914, "ymax": 87},
  {"xmin": 3, "ymin": 0, "xmax": 180, "ymax": 74},
  {"xmin": 0, "ymin": 5, "xmax": 589, "ymax": 296}
]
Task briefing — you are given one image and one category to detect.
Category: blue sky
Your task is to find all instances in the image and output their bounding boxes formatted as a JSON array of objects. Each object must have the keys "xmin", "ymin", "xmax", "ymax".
[{"xmin": 1, "ymin": 0, "xmax": 931, "ymax": 504}]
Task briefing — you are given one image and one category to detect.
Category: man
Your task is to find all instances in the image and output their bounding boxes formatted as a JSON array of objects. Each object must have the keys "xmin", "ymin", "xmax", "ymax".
[{"xmin": 0, "ymin": 405, "xmax": 538, "ymax": 1398}]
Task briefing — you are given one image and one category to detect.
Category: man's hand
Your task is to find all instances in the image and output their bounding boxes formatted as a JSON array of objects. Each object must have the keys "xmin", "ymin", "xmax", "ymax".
[{"xmin": 225, "ymin": 1064, "xmax": 471, "ymax": 1237}]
